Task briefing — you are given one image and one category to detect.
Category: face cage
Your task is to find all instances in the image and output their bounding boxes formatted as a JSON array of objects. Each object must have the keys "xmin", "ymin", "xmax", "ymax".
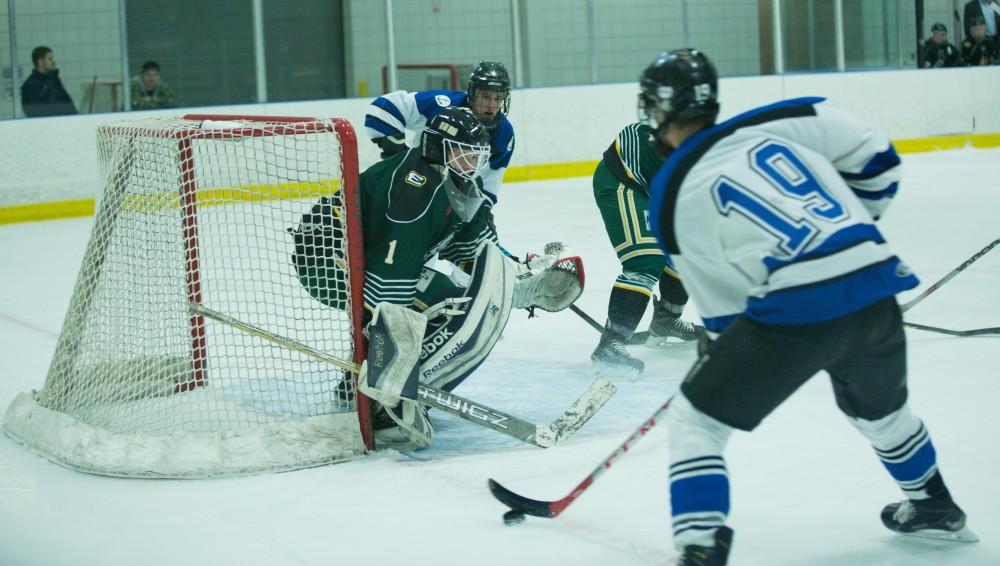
[
  {"xmin": 470, "ymin": 87, "xmax": 511, "ymax": 117},
  {"xmin": 443, "ymin": 138, "xmax": 490, "ymax": 183}
]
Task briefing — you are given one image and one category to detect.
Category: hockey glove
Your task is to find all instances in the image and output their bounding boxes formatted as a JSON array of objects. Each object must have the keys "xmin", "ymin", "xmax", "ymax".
[
  {"xmin": 373, "ymin": 134, "xmax": 407, "ymax": 159},
  {"xmin": 511, "ymin": 242, "xmax": 585, "ymax": 312}
]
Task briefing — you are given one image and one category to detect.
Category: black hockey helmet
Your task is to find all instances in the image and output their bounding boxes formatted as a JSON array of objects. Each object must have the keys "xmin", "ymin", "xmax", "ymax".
[
  {"xmin": 467, "ymin": 61, "xmax": 511, "ymax": 125},
  {"xmin": 638, "ymin": 49, "xmax": 719, "ymax": 134},
  {"xmin": 422, "ymin": 107, "xmax": 491, "ymax": 221},
  {"xmin": 422, "ymin": 106, "xmax": 491, "ymax": 181}
]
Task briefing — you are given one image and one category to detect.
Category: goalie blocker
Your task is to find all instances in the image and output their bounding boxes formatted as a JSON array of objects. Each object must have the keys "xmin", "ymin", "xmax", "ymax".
[{"xmin": 359, "ymin": 240, "xmax": 585, "ymax": 448}]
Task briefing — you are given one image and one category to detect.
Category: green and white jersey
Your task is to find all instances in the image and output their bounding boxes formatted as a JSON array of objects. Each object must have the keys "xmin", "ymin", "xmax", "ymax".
[
  {"xmin": 360, "ymin": 149, "xmax": 497, "ymax": 311},
  {"xmin": 601, "ymin": 122, "xmax": 666, "ymax": 196}
]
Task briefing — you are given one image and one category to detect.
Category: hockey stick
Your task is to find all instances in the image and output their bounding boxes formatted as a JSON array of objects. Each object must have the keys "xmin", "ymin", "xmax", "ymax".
[
  {"xmin": 570, "ymin": 303, "xmax": 654, "ymax": 345},
  {"xmin": 904, "ymin": 321, "xmax": 1000, "ymax": 337},
  {"xmin": 901, "ymin": 238, "xmax": 1000, "ymax": 313},
  {"xmin": 191, "ymin": 302, "xmax": 616, "ymax": 448},
  {"xmin": 569, "ymin": 304, "xmax": 605, "ymax": 334},
  {"xmin": 489, "ymin": 397, "xmax": 671, "ymax": 518}
]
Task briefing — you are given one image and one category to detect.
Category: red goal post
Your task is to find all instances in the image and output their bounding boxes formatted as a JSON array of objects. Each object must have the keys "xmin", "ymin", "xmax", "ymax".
[{"xmin": 3, "ymin": 113, "xmax": 373, "ymax": 478}]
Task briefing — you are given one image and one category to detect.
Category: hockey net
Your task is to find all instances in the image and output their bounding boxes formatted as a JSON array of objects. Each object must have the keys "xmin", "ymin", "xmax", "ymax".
[{"xmin": 3, "ymin": 114, "xmax": 372, "ymax": 478}]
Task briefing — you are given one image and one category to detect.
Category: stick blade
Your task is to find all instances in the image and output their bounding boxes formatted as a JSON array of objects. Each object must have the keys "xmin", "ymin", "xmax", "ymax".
[
  {"xmin": 488, "ymin": 478, "xmax": 557, "ymax": 518},
  {"xmin": 535, "ymin": 378, "xmax": 617, "ymax": 447}
]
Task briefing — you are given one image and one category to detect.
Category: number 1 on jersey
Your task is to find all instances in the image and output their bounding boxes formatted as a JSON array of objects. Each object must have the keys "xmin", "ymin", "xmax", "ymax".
[
  {"xmin": 385, "ymin": 240, "xmax": 397, "ymax": 264},
  {"xmin": 713, "ymin": 178, "xmax": 818, "ymax": 255}
]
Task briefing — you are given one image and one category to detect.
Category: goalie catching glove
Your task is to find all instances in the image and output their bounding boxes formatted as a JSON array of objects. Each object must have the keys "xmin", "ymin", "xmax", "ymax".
[{"xmin": 511, "ymin": 242, "xmax": 585, "ymax": 312}]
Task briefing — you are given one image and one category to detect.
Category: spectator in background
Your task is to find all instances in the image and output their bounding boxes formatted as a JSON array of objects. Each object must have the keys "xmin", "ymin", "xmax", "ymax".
[
  {"xmin": 20, "ymin": 46, "xmax": 77, "ymax": 117},
  {"xmin": 923, "ymin": 23, "xmax": 965, "ymax": 68},
  {"xmin": 130, "ymin": 61, "xmax": 176, "ymax": 110},
  {"xmin": 962, "ymin": 16, "xmax": 999, "ymax": 64},
  {"xmin": 964, "ymin": 0, "xmax": 999, "ymax": 40}
]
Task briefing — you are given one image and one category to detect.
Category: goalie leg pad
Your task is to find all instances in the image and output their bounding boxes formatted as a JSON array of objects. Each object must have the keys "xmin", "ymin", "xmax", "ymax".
[
  {"xmin": 418, "ymin": 241, "xmax": 514, "ymax": 391},
  {"xmin": 358, "ymin": 302, "xmax": 428, "ymax": 408}
]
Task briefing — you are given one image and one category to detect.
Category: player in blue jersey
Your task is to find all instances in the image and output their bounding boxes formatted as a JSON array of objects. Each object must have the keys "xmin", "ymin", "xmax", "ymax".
[
  {"xmin": 639, "ymin": 49, "xmax": 976, "ymax": 565},
  {"xmin": 365, "ymin": 61, "xmax": 515, "ymax": 207}
]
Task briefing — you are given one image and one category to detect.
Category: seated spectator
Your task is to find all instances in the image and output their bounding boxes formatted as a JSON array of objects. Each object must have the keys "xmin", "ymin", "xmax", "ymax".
[
  {"xmin": 962, "ymin": 16, "xmax": 999, "ymax": 65},
  {"xmin": 130, "ymin": 61, "xmax": 177, "ymax": 110},
  {"xmin": 20, "ymin": 46, "xmax": 77, "ymax": 117},
  {"xmin": 923, "ymin": 23, "xmax": 965, "ymax": 68}
]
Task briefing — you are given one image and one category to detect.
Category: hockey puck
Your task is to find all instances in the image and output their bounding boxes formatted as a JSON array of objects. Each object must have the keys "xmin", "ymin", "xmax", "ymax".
[{"xmin": 502, "ymin": 509, "xmax": 526, "ymax": 526}]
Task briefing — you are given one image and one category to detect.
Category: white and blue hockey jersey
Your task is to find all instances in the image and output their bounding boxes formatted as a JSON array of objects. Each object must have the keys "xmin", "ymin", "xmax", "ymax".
[
  {"xmin": 649, "ymin": 97, "xmax": 918, "ymax": 333},
  {"xmin": 364, "ymin": 89, "xmax": 516, "ymax": 204}
]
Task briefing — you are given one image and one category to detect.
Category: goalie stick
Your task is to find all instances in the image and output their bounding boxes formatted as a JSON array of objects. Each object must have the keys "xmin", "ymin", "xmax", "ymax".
[
  {"xmin": 904, "ymin": 321, "xmax": 1000, "ymax": 337},
  {"xmin": 191, "ymin": 302, "xmax": 616, "ymax": 448},
  {"xmin": 901, "ymin": 237, "xmax": 1000, "ymax": 313},
  {"xmin": 489, "ymin": 397, "xmax": 672, "ymax": 518}
]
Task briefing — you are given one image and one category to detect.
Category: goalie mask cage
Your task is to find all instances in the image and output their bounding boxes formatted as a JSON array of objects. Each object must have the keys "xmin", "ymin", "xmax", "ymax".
[{"xmin": 3, "ymin": 114, "xmax": 373, "ymax": 478}]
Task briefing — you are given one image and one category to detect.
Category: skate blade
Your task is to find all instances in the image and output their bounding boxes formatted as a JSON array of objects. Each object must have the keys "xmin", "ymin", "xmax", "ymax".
[
  {"xmin": 899, "ymin": 525, "xmax": 979, "ymax": 543},
  {"xmin": 644, "ymin": 335, "xmax": 697, "ymax": 349}
]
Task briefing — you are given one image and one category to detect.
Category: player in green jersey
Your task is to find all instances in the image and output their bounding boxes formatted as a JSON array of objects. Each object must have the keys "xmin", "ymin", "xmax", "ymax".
[
  {"xmin": 590, "ymin": 122, "xmax": 704, "ymax": 378},
  {"xmin": 292, "ymin": 107, "xmax": 585, "ymax": 447}
]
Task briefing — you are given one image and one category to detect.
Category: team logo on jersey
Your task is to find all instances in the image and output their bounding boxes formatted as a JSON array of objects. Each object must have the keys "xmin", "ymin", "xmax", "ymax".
[
  {"xmin": 506, "ymin": 138, "xmax": 513, "ymax": 151},
  {"xmin": 435, "ymin": 94, "xmax": 451, "ymax": 107},
  {"xmin": 405, "ymin": 171, "xmax": 427, "ymax": 187}
]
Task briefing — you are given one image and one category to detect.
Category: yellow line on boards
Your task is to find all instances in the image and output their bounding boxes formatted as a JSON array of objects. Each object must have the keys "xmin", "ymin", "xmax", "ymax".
[
  {"xmin": 0, "ymin": 199, "xmax": 94, "ymax": 224},
  {"xmin": 3, "ymin": 132, "xmax": 999, "ymax": 225}
]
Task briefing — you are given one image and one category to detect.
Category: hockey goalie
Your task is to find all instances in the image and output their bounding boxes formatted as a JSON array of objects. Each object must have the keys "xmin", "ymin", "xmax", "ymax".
[{"xmin": 291, "ymin": 106, "xmax": 584, "ymax": 448}]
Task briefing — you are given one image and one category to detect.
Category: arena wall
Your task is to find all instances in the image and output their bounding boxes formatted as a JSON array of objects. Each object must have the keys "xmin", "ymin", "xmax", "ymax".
[{"xmin": 1, "ymin": 66, "xmax": 998, "ymax": 223}]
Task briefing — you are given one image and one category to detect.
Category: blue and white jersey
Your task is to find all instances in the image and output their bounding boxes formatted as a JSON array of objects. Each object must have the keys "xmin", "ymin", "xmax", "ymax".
[
  {"xmin": 649, "ymin": 97, "xmax": 918, "ymax": 333},
  {"xmin": 364, "ymin": 89, "xmax": 516, "ymax": 204}
]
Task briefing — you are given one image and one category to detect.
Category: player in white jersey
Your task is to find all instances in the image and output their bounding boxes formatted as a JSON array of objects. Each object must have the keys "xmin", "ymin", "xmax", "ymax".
[
  {"xmin": 364, "ymin": 61, "xmax": 515, "ymax": 208},
  {"xmin": 639, "ymin": 49, "xmax": 976, "ymax": 565}
]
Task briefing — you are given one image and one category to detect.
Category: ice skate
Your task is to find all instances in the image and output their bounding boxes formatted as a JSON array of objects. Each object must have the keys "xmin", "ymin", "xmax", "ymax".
[
  {"xmin": 677, "ymin": 526, "xmax": 733, "ymax": 566},
  {"xmin": 646, "ymin": 299, "xmax": 704, "ymax": 348},
  {"xmin": 647, "ymin": 316, "xmax": 704, "ymax": 348},
  {"xmin": 591, "ymin": 331, "xmax": 644, "ymax": 379},
  {"xmin": 881, "ymin": 488, "xmax": 979, "ymax": 543}
]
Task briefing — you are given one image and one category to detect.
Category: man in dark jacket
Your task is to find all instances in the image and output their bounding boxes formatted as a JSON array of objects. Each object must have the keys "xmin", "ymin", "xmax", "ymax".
[
  {"xmin": 923, "ymin": 23, "xmax": 965, "ymax": 68},
  {"xmin": 962, "ymin": 16, "xmax": 1000, "ymax": 64},
  {"xmin": 20, "ymin": 46, "xmax": 77, "ymax": 117}
]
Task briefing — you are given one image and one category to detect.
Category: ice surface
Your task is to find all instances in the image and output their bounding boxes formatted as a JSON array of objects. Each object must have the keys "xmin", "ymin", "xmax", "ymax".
[{"xmin": 1, "ymin": 148, "xmax": 997, "ymax": 565}]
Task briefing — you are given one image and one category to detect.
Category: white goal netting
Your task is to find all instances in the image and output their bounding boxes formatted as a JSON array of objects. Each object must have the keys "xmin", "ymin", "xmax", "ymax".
[{"xmin": 3, "ymin": 115, "xmax": 369, "ymax": 478}]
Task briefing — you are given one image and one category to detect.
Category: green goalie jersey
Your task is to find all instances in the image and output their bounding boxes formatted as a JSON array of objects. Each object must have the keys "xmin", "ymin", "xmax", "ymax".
[
  {"xmin": 359, "ymin": 150, "xmax": 498, "ymax": 311},
  {"xmin": 601, "ymin": 122, "xmax": 667, "ymax": 196},
  {"xmin": 290, "ymin": 149, "xmax": 498, "ymax": 316}
]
